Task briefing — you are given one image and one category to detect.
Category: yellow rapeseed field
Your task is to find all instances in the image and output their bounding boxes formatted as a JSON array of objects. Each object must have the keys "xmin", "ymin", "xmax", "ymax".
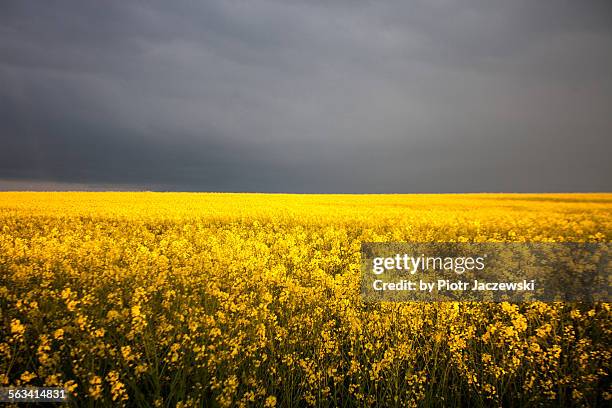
[{"xmin": 0, "ymin": 192, "xmax": 610, "ymax": 407}]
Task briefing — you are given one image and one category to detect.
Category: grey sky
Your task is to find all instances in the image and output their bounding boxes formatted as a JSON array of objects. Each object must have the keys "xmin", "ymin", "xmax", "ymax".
[{"xmin": 1, "ymin": 0, "xmax": 611, "ymax": 192}]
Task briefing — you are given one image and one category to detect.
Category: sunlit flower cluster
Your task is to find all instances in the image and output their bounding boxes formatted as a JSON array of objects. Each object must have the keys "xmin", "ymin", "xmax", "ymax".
[{"xmin": 0, "ymin": 192, "xmax": 610, "ymax": 406}]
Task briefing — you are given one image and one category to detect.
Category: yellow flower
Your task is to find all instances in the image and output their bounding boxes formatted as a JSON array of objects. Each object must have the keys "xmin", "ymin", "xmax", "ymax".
[
  {"xmin": 88, "ymin": 375, "xmax": 103, "ymax": 400},
  {"xmin": 529, "ymin": 343, "xmax": 541, "ymax": 353},
  {"xmin": 264, "ymin": 396, "xmax": 277, "ymax": 407},
  {"xmin": 20, "ymin": 371, "xmax": 37, "ymax": 383},
  {"xmin": 53, "ymin": 328, "xmax": 65, "ymax": 340},
  {"xmin": 107, "ymin": 370, "xmax": 128, "ymax": 402},
  {"xmin": 10, "ymin": 319, "xmax": 25, "ymax": 336},
  {"xmin": 66, "ymin": 299, "xmax": 79, "ymax": 312},
  {"xmin": 121, "ymin": 345, "xmax": 134, "ymax": 362},
  {"xmin": 61, "ymin": 288, "xmax": 72, "ymax": 300},
  {"xmin": 131, "ymin": 305, "xmax": 142, "ymax": 317},
  {"xmin": 106, "ymin": 310, "xmax": 120, "ymax": 320},
  {"xmin": 64, "ymin": 380, "xmax": 78, "ymax": 394}
]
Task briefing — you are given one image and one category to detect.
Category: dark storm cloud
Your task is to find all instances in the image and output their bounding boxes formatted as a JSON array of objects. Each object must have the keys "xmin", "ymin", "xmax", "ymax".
[{"xmin": 1, "ymin": 0, "xmax": 611, "ymax": 192}]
